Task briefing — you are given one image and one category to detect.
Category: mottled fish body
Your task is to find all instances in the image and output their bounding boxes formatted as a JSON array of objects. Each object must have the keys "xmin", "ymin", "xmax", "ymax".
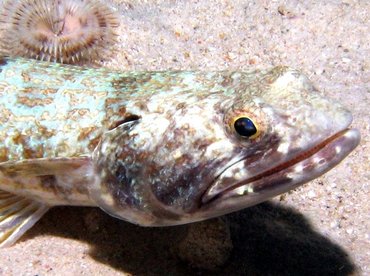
[{"xmin": 0, "ymin": 57, "xmax": 360, "ymax": 247}]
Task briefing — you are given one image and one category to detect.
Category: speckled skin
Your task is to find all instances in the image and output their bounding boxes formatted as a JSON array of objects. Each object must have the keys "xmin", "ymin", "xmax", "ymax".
[{"xmin": 0, "ymin": 57, "xmax": 360, "ymax": 245}]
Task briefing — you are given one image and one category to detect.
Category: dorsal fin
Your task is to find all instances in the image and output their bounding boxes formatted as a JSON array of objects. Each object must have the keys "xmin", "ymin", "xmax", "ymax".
[{"xmin": 0, "ymin": 190, "xmax": 49, "ymax": 247}]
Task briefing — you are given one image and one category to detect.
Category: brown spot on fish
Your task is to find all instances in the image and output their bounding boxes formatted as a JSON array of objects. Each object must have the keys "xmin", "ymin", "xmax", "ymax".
[
  {"xmin": 112, "ymin": 74, "xmax": 152, "ymax": 91},
  {"xmin": 40, "ymin": 111, "xmax": 51, "ymax": 120},
  {"xmin": 37, "ymin": 124, "xmax": 56, "ymax": 139},
  {"xmin": 0, "ymin": 147, "xmax": 9, "ymax": 162},
  {"xmin": 176, "ymin": 102, "xmax": 187, "ymax": 110},
  {"xmin": 62, "ymin": 72, "xmax": 77, "ymax": 81},
  {"xmin": 12, "ymin": 132, "xmax": 26, "ymax": 145},
  {"xmin": 39, "ymin": 175, "xmax": 59, "ymax": 194},
  {"xmin": 23, "ymin": 145, "xmax": 44, "ymax": 159},
  {"xmin": 78, "ymin": 127, "xmax": 98, "ymax": 142},
  {"xmin": 55, "ymin": 141, "xmax": 72, "ymax": 154},
  {"xmin": 41, "ymin": 88, "xmax": 58, "ymax": 95},
  {"xmin": 40, "ymin": 175, "xmax": 56, "ymax": 185},
  {"xmin": 105, "ymin": 97, "xmax": 121, "ymax": 106},
  {"xmin": 112, "ymin": 76, "xmax": 138, "ymax": 90},
  {"xmin": 88, "ymin": 136, "xmax": 101, "ymax": 151},
  {"xmin": 221, "ymin": 75, "xmax": 233, "ymax": 87},
  {"xmin": 11, "ymin": 130, "xmax": 45, "ymax": 159},
  {"xmin": 21, "ymin": 87, "xmax": 34, "ymax": 93},
  {"xmin": 17, "ymin": 96, "xmax": 53, "ymax": 107},
  {"xmin": 21, "ymin": 72, "xmax": 31, "ymax": 82},
  {"xmin": 118, "ymin": 106, "xmax": 127, "ymax": 117},
  {"xmin": 134, "ymin": 101, "xmax": 149, "ymax": 112},
  {"xmin": 67, "ymin": 108, "xmax": 89, "ymax": 120},
  {"xmin": 0, "ymin": 107, "xmax": 11, "ymax": 123}
]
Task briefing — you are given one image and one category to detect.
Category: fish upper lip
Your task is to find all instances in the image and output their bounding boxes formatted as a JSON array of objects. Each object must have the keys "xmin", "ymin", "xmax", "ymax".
[{"xmin": 202, "ymin": 127, "xmax": 360, "ymax": 205}]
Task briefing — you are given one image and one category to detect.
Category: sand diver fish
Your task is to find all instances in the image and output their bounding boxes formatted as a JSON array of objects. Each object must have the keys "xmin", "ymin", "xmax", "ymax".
[{"xmin": 0, "ymin": 57, "xmax": 360, "ymax": 247}]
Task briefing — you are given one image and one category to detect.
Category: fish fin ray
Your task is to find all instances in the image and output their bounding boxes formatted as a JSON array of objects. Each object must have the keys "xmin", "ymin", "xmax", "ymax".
[
  {"xmin": 0, "ymin": 156, "xmax": 91, "ymax": 177},
  {"xmin": 0, "ymin": 190, "xmax": 49, "ymax": 247}
]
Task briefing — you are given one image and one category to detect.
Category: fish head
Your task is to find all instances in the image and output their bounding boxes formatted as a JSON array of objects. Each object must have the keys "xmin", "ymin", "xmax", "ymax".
[{"xmin": 90, "ymin": 68, "xmax": 360, "ymax": 226}]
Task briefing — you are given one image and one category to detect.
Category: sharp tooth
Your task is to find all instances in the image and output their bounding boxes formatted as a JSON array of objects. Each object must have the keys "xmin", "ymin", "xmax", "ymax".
[
  {"xmin": 247, "ymin": 185, "xmax": 254, "ymax": 193},
  {"xmin": 294, "ymin": 164, "xmax": 304, "ymax": 173},
  {"xmin": 234, "ymin": 171, "xmax": 243, "ymax": 180},
  {"xmin": 235, "ymin": 186, "xmax": 246, "ymax": 195},
  {"xmin": 234, "ymin": 184, "xmax": 254, "ymax": 195}
]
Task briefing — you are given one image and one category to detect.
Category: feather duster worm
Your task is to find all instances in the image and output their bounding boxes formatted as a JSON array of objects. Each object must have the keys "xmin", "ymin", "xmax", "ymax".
[{"xmin": 0, "ymin": 0, "xmax": 120, "ymax": 64}]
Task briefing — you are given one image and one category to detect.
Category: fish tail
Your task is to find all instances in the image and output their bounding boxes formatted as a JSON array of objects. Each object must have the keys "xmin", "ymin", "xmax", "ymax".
[{"xmin": 0, "ymin": 189, "xmax": 49, "ymax": 247}]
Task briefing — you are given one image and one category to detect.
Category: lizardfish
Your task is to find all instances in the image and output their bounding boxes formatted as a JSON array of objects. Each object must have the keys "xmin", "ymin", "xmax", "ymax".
[{"xmin": 0, "ymin": 57, "xmax": 360, "ymax": 247}]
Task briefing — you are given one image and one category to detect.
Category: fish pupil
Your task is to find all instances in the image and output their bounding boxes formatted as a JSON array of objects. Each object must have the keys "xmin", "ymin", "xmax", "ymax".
[{"xmin": 234, "ymin": 117, "xmax": 257, "ymax": 137}]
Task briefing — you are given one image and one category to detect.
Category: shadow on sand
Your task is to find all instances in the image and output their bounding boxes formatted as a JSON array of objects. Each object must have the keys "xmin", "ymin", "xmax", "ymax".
[{"xmin": 26, "ymin": 202, "xmax": 355, "ymax": 275}]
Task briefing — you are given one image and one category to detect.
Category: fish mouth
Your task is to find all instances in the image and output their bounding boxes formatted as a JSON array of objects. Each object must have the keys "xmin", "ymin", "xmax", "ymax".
[{"xmin": 201, "ymin": 128, "xmax": 360, "ymax": 209}]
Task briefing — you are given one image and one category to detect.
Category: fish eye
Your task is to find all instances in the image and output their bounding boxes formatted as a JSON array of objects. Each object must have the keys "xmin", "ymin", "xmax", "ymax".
[{"xmin": 233, "ymin": 117, "xmax": 259, "ymax": 138}]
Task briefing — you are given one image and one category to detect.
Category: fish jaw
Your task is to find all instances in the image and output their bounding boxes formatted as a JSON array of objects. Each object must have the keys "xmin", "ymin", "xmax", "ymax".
[
  {"xmin": 198, "ymin": 69, "xmax": 361, "ymax": 220},
  {"xmin": 199, "ymin": 128, "xmax": 360, "ymax": 216}
]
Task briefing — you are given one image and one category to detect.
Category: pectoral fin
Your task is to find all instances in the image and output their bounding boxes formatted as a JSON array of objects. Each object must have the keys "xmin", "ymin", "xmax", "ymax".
[
  {"xmin": 0, "ymin": 190, "xmax": 48, "ymax": 247},
  {"xmin": 0, "ymin": 156, "xmax": 91, "ymax": 177},
  {"xmin": 0, "ymin": 157, "xmax": 94, "ymax": 207}
]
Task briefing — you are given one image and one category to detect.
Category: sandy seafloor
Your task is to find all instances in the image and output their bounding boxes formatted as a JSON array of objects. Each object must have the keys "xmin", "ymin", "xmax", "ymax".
[{"xmin": 0, "ymin": 0, "xmax": 369, "ymax": 275}]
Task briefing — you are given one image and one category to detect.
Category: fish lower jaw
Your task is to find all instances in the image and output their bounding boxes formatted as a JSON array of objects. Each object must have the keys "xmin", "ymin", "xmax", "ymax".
[{"xmin": 201, "ymin": 128, "xmax": 360, "ymax": 209}]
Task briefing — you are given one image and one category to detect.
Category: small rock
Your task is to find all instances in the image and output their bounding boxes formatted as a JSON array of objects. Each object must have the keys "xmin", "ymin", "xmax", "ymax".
[
  {"xmin": 330, "ymin": 220, "xmax": 339, "ymax": 228},
  {"xmin": 307, "ymin": 190, "xmax": 316, "ymax": 198},
  {"xmin": 346, "ymin": 228, "xmax": 354, "ymax": 235},
  {"xmin": 277, "ymin": 5, "xmax": 296, "ymax": 18}
]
